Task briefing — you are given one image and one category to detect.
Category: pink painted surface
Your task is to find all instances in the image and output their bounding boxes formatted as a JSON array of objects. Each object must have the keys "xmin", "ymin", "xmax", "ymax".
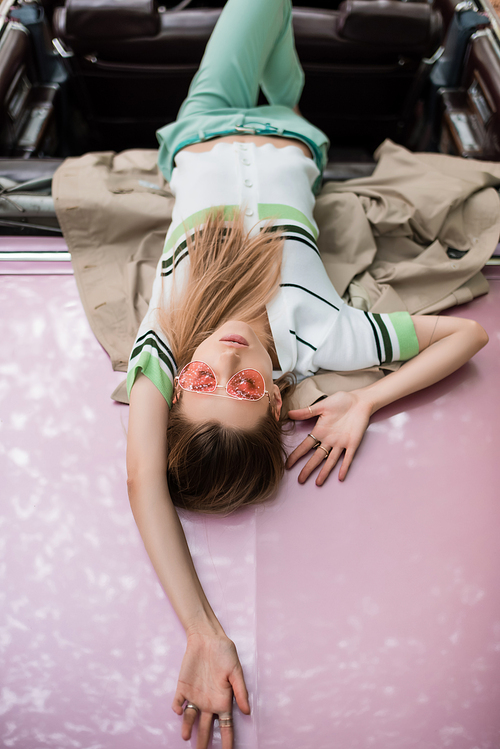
[
  {"xmin": 1, "ymin": 265, "xmax": 499, "ymax": 748},
  {"xmin": 0, "ymin": 262, "xmax": 73, "ymax": 275}
]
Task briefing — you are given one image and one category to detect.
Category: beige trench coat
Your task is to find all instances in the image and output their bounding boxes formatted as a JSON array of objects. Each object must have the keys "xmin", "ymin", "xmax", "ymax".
[{"xmin": 53, "ymin": 140, "xmax": 500, "ymax": 411}]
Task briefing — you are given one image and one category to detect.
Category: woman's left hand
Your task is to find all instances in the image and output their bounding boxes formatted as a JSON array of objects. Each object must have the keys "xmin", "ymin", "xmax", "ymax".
[
  {"xmin": 286, "ymin": 390, "xmax": 372, "ymax": 485},
  {"xmin": 172, "ymin": 631, "xmax": 250, "ymax": 749}
]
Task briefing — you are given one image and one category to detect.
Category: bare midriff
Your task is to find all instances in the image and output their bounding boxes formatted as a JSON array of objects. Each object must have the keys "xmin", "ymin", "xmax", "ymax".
[{"xmin": 180, "ymin": 133, "xmax": 313, "ymax": 159}]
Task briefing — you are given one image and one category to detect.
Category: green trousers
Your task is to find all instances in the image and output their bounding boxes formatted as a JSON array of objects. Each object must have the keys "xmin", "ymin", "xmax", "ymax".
[{"xmin": 156, "ymin": 0, "xmax": 329, "ymax": 183}]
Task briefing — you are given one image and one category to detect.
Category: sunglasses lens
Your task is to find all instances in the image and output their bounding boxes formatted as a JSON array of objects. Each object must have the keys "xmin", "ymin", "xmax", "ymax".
[
  {"xmin": 178, "ymin": 361, "xmax": 216, "ymax": 392},
  {"xmin": 227, "ymin": 369, "xmax": 265, "ymax": 400}
]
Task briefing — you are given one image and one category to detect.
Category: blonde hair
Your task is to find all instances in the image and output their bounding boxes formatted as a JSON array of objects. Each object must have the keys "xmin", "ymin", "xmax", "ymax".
[
  {"xmin": 159, "ymin": 208, "xmax": 283, "ymax": 369},
  {"xmin": 159, "ymin": 208, "xmax": 295, "ymax": 514}
]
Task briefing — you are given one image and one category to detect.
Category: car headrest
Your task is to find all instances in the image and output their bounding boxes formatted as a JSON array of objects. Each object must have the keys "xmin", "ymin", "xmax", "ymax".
[
  {"xmin": 63, "ymin": 0, "xmax": 160, "ymax": 40},
  {"xmin": 337, "ymin": 0, "xmax": 441, "ymax": 51}
]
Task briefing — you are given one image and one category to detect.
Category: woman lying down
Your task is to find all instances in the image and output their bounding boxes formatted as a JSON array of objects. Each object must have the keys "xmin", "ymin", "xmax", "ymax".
[{"xmin": 125, "ymin": 0, "xmax": 489, "ymax": 746}]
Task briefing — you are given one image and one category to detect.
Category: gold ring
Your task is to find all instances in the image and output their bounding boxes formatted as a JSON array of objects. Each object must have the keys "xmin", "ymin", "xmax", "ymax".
[{"xmin": 316, "ymin": 444, "xmax": 331, "ymax": 459}]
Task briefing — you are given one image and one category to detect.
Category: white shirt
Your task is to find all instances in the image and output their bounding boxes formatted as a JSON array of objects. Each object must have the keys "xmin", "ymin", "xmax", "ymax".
[{"xmin": 127, "ymin": 143, "xmax": 418, "ymax": 405}]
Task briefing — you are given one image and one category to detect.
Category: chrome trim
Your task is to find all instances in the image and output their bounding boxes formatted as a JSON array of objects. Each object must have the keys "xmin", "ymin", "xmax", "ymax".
[
  {"xmin": 8, "ymin": 20, "xmax": 29, "ymax": 35},
  {"xmin": 0, "ymin": 195, "xmax": 55, "ymax": 212},
  {"xmin": 6, "ymin": 177, "xmax": 53, "ymax": 193},
  {"xmin": 471, "ymin": 29, "xmax": 493, "ymax": 39},
  {"xmin": 471, "ymin": 27, "xmax": 500, "ymax": 63},
  {"xmin": 456, "ymin": 1, "xmax": 479, "ymax": 11},
  {"xmin": 52, "ymin": 37, "xmax": 74, "ymax": 58},
  {"xmin": 0, "ymin": 252, "xmax": 70, "ymax": 261},
  {"xmin": 167, "ymin": 0, "xmax": 193, "ymax": 9},
  {"xmin": 423, "ymin": 46, "xmax": 445, "ymax": 66}
]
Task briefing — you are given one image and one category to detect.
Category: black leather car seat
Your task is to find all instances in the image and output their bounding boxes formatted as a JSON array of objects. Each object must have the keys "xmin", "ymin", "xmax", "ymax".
[{"xmin": 50, "ymin": 0, "xmax": 443, "ymax": 153}]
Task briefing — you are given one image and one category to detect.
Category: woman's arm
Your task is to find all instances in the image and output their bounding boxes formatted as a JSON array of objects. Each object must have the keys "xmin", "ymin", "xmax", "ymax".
[
  {"xmin": 127, "ymin": 374, "xmax": 250, "ymax": 748},
  {"xmin": 286, "ymin": 315, "xmax": 489, "ymax": 485}
]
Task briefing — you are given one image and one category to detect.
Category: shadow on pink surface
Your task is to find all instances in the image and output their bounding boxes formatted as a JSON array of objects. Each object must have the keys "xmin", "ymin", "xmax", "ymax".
[{"xmin": 1, "ymin": 269, "xmax": 499, "ymax": 748}]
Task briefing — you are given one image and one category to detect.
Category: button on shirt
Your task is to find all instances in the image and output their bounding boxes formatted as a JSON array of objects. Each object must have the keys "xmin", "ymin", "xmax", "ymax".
[{"xmin": 127, "ymin": 142, "xmax": 419, "ymax": 406}]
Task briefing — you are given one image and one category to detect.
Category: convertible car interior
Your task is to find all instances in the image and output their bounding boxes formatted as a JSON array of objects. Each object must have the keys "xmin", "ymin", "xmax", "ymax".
[{"xmin": 1, "ymin": 0, "xmax": 500, "ymax": 235}]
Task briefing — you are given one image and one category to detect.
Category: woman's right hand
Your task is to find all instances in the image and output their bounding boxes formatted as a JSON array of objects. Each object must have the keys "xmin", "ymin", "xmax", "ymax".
[{"xmin": 172, "ymin": 631, "xmax": 250, "ymax": 748}]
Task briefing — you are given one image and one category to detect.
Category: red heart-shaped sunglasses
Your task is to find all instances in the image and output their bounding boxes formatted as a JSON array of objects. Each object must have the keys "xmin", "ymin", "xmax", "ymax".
[{"xmin": 176, "ymin": 361, "xmax": 270, "ymax": 402}]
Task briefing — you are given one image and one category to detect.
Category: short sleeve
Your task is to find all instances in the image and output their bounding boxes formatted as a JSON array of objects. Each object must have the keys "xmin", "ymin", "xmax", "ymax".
[
  {"xmin": 313, "ymin": 306, "xmax": 419, "ymax": 372},
  {"xmin": 127, "ymin": 325, "xmax": 176, "ymax": 407},
  {"xmin": 126, "ymin": 256, "xmax": 177, "ymax": 406},
  {"xmin": 380, "ymin": 311, "xmax": 420, "ymax": 362}
]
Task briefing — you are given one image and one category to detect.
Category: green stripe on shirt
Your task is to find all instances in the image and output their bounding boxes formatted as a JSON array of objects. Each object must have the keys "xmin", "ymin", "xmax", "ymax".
[
  {"xmin": 258, "ymin": 204, "xmax": 318, "ymax": 239},
  {"xmin": 388, "ymin": 311, "xmax": 420, "ymax": 361},
  {"xmin": 164, "ymin": 203, "xmax": 318, "ymax": 254},
  {"xmin": 164, "ymin": 205, "xmax": 238, "ymax": 252},
  {"xmin": 127, "ymin": 355, "xmax": 174, "ymax": 407}
]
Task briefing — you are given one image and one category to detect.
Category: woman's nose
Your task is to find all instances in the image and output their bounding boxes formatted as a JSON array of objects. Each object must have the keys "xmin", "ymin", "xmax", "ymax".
[{"xmin": 217, "ymin": 350, "xmax": 240, "ymax": 385}]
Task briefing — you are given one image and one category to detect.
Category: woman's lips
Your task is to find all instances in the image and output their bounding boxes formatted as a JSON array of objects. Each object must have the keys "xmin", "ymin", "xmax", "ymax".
[{"xmin": 219, "ymin": 334, "xmax": 249, "ymax": 347}]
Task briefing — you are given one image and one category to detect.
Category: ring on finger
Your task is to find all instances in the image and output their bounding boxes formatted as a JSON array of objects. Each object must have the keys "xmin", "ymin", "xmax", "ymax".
[
  {"xmin": 219, "ymin": 716, "xmax": 233, "ymax": 728},
  {"xmin": 308, "ymin": 432, "xmax": 321, "ymax": 449},
  {"xmin": 316, "ymin": 444, "xmax": 331, "ymax": 459},
  {"xmin": 184, "ymin": 702, "xmax": 200, "ymax": 714}
]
